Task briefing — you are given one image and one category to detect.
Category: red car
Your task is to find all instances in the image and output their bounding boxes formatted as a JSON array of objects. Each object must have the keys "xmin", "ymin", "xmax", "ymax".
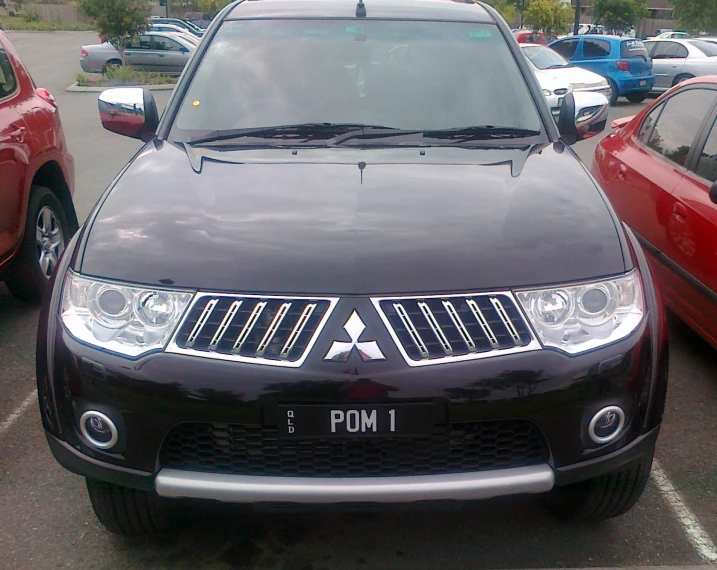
[
  {"xmin": 593, "ymin": 77, "xmax": 717, "ymax": 349},
  {"xmin": 514, "ymin": 29, "xmax": 547, "ymax": 45},
  {"xmin": 0, "ymin": 31, "xmax": 77, "ymax": 303}
]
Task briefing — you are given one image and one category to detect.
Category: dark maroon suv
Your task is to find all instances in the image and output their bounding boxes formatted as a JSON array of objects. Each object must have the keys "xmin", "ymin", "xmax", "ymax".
[{"xmin": 0, "ymin": 30, "xmax": 77, "ymax": 303}]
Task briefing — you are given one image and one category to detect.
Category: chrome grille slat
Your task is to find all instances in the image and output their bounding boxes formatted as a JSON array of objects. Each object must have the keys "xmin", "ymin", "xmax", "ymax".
[
  {"xmin": 168, "ymin": 294, "xmax": 337, "ymax": 367},
  {"xmin": 208, "ymin": 300, "xmax": 242, "ymax": 351},
  {"xmin": 393, "ymin": 303, "xmax": 430, "ymax": 359},
  {"xmin": 256, "ymin": 302, "xmax": 292, "ymax": 356},
  {"xmin": 280, "ymin": 303, "xmax": 317, "ymax": 359},
  {"xmin": 491, "ymin": 297, "xmax": 522, "ymax": 345},
  {"xmin": 186, "ymin": 298, "xmax": 218, "ymax": 348},
  {"xmin": 233, "ymin": 301, "xmax": 267, "ymax": 353},
  {"xmin": 443, "ymin": 300, "xmax": 476, "ymax": 352},
  {"xmin": 466, "ymin": 299, "xmax": 499, "ymax": 348},
  {"xmin": 374, "ymin": 292, "xmax": 539, "ymax": 366},
  {"xmin": 418, "ymin": 301, "xmax": 453, "ymax": 355}
]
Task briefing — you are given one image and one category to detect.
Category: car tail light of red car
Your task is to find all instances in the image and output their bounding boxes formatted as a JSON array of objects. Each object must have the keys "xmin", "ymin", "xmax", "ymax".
[
  {"xmin": 36, "ymin": 88, "xmax": 57, "ymax": 108},
  {"xmin": 616, "ymin": 60, "xmax": 630, "ymax": 71}
]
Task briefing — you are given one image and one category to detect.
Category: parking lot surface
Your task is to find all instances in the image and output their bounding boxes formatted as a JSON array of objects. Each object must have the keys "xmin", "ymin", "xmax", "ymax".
[{"xmin": 1, "ymin": 32, "xmax": 716, "ymax": 570}]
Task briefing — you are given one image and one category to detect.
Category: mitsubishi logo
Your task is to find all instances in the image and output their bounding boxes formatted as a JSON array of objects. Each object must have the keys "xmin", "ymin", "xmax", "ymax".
[{"xmin": 324, "ymin": 311, "xmax": 386, "ymax": 362}]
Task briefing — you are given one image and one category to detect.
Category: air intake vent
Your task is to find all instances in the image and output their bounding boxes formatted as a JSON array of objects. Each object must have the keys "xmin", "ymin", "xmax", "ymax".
[
  {"xmin": 167, "ymin": 294, "xmax": 337, "ymax": 367},
  {"xmin": 372, "ymin": 292, "xmax": 539, "ymax": 366}
]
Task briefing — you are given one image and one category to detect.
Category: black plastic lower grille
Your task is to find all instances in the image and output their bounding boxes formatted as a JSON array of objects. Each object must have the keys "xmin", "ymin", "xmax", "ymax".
[{"xmin": 160, "ymin": 420, "xmax": 549, "ymax": 477}]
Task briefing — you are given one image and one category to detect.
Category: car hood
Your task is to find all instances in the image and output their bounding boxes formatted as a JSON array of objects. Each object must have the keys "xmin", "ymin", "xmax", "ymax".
[
  {"xmin": 78, "ymin": 142, "xmax": 626, "ymax": 295},
  {"xmin": 536, "ymin": 66, "xmax": 608, "ymax": 88}
]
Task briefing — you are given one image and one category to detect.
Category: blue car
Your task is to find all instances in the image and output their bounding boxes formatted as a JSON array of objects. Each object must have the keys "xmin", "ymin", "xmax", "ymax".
[{"xmin": 549, "ymin": 35, "xmax": 655, "ymax": 105}]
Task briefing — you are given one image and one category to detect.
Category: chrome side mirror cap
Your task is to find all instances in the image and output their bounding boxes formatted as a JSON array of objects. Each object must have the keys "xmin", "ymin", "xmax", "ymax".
[
  {"xmin": 98, "ymin": 87, "xmax": 159, "ymax": 142},
  {"xmin": 557, "ymin": 91, "xmax": 609, "ymax": 145}
]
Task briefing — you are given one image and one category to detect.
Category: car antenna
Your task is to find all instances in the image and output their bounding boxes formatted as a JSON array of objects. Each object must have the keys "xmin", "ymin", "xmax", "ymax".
[{"xmin": 356, "ymin": 0, "xmax": 367, "ymax": 18}]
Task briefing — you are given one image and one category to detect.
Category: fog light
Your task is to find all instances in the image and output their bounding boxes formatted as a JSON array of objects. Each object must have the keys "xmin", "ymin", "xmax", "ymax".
[
  {"xmin": 80, "ymin": 411, "xmax": 118, "ymax": 450},
  {"xmin": 588, "ymin": 406, "xmax": 625, "ymax": 444}
]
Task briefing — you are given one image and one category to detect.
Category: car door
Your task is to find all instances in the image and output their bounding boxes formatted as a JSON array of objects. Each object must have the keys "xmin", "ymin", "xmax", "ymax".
[
  {"xmin": 646, "ymin": 41, "xmax": 687, "ymax": 90},
  {"xmin": 124, "ymin": 35, "xmax": 153, "ymax": 71},
  {"xmin": 0, "ymin": 40, "xmax": 28, "ymax": 263},
  {"xmin": 150, "ymin": 36, "xmax": 189, "ymax": 74},
  {"xmin": 667, "ymin": 94, "xmax": 717, "ymax": 345},
  {"xmin": 576, "ymin": 38, "xmax": 612, "ymax": 78}
]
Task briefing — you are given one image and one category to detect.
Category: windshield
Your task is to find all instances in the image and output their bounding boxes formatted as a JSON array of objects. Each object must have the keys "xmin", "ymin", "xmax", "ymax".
[
  {"xmin": 521, "ymin": 45, "xmax": 569, "ymax": 69},
  {"xmin": 172, "ymin": 19, "xmax": 542, "ymax": 142},
  {"xmin": 689, "ymin": 40, "xmax": 717, "ymax": 57}
]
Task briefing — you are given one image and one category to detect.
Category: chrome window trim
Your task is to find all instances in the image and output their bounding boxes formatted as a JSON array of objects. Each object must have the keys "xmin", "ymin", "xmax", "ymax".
[
  {"xmin": 371, "ymin": 290, "xmax": 542, "ymax": 367},
  {"xmin": 165, "ymin": 292, "xmax": 339, "ymax": 367}
]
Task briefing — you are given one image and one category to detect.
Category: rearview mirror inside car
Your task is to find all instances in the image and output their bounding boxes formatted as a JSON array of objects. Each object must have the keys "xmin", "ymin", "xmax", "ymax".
[
  {"xmin": 558, "ymin": 92, "xmax": 609, "ymax": 145},
  {"xmin": 98, "ymin": 87, "xmax": 159, "ymax": 142}
]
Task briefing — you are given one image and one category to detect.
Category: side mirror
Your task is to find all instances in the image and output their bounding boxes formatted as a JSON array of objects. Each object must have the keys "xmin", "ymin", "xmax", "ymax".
[
  {"xmin": 710, "ymin": 181, "xmax": 717, "ymax": 205},
  {"xmin": 98, "ymin": 87, "xmax": 159, "ymax": 142},
  {"xmin": 558, "ymin": 91, "xmax": 609, "ymax": 145}
]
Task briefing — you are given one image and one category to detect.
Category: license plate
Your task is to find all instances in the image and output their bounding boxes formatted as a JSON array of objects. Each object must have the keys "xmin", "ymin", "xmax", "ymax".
[
  {"xmin": 639, "ymin": 80, "xmax": 646, "ymax": 86},
  {"xmin": 278, "ymin": 403, "xmax": 435, "ymax": 438}
]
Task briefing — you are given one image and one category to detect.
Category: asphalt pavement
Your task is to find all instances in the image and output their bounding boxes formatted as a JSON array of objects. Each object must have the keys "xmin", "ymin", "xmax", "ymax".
[{"xmin": 1, "ymin": 32, "xmax": 716, "ymax": 570}]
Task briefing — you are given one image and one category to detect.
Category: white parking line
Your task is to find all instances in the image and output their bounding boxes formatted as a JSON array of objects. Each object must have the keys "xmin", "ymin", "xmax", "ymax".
[
  {"xmin": 0, "ymin": 389, "xmax": 37, "ymax": 439},
  {"xmin": 651, "ymin": 458, "xmax": 717, "ymax": 563}
]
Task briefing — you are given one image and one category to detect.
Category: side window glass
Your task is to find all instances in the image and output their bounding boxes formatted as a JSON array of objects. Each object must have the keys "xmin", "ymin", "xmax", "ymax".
[
  {"xmin": 637, "ymin": 103, "xmax": 663, "ymax": 144},
  {"xmin": 128, "ymin": 35, "xmax": 151, "ymax": 50},
  {"xmin": 552, "ymin": 39, "xmax": 578, "ymax": 59},
  {"xmin": 583, "ymin": 39, "xmax": 611, "ymax": 58},
  {"xmin": 647, "ymin": 89, "xmax": 717, "ymax": 167},
  {"xmin": 0, "ymin": 46, "xmax": 18, "ymax": 99},
  {"xmin": 695, "ymin": 117, "xmax": 717, "ymax": 183},
  {"xmin": 153, "ymin": 37, "xmax": 182, "ymax": 52}
]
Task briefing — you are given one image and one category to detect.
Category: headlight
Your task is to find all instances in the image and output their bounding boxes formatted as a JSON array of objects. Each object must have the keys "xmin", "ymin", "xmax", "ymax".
[
  {"xmin": 516, "ymin": 271, "xmax": 644, "ymax": 354},
  {"xmin": 542, "ymin": 89, "xmax": 552, "ymax": 97},
  {"xmin": 61, "ymin": 271, "xmax": 194, "ymax": 357}
]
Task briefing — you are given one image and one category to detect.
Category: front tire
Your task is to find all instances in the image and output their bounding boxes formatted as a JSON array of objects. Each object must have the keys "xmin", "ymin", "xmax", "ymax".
[
  {"xmin": 626, "ymin": 92, "xmax": 648, "ymax": 103},
  {"xmin": 86, "ymin": 479, "xmax": 169, "ymax": 536},
  {"xmin": 673, "ymin": 73, "xmax": 694, "ymax": 87},
  {"xmin": 546, "ymin": 451, "xmax": 653, "ymax": 522},
  {"xmin": 5, "ymin": 186, "xmax": 69, "ymax": 304}
]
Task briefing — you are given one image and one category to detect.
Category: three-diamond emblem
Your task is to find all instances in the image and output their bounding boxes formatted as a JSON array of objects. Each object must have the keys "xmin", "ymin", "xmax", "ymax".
[{"xmin": 323, "ymin": 311, "xmax": 386, "ymax": 362}]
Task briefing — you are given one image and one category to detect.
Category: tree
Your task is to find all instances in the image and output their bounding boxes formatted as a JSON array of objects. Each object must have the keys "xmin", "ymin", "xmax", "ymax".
[
  {"xmin": 523, "ymin": 0, "xmax": 573, "ymax": 38},
  {"xmin": 484, "ymin": 0, "xmax": 519, "ymax": 24},
  {"xmin": 196, "ymin": 0, "xmax": 232, "ymax": 17},
  {"xmin": 592, "ymin": 0, "xmax": 648, "ymax": 33},
  {"xmin": 671, "ymin": 0, "xmax": 717, "ymax": 34},
  {"xmin": 78, "ymin": 0, "xmax": 151, "ymax": 65}
]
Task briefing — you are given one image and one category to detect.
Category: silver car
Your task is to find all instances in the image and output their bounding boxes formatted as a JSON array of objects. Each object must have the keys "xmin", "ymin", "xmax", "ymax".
[
  {"xmin": 81, "ymin": 31, "xmax": 196, "ymax": 75},
  {"xmin": 644, "ymin": 38, "xmax": 717, "ymax": 92}
]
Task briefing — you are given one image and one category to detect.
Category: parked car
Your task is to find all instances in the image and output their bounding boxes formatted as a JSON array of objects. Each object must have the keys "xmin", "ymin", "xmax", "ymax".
[
  {"xmin": 521, "ymin": 43, "xmax": 611, "ymax": 117},
  {"xmin": 647, "ymin": 31, "xmax": 690, "ymax": 40},
  {"xmin": 643, "ymin": 39, "xmax": 717, "ymax": 93},
  {"xmin": 183, "ymin": 12, "xmax": 211, "ymax": 29},
  {"xmin": 593, "ymin": 77, "xmax": 717, "ymax": 349},
  {"xmin": 80, "ymin": 32, "xmax": 196, "ymax": 75},
  {"xmin": 549, "ymin": 35, "xmax": 654, "ymax": 104},
  {"xmin": 514, "ymin": 29, "xmax": 547, "ymax": 45},
  {"xmin": 39, "ymin": 0, "xmax": 666, "ymax": 536},
  {"xmin": 0, "ymin": 31, "xmax": 77, "ymax": 302},
  {"xmin": 150, "ymin": 16, "xmax": 204, "ymax": 37},
  {"xmin": 148, "ymin": 23, "xmax": 201, "ymax": 44}
]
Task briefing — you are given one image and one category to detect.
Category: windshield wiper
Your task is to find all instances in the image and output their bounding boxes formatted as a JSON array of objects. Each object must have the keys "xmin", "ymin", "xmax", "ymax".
[
  {"xmin": 546, "ymin": 63, "xmax": 572, "ymax": 69},
  {"xmin": 187, "ymin": 123, "xmax": 397, "ymax": 146},
  {"xmin": 328, "ymin": 125, "xmax": 540, "ymax": 145}
]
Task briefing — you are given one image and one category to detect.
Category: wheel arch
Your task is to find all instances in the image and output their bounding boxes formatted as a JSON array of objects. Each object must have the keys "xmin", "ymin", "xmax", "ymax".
[{"xmin": 31, "ymin": 161, "xmax": 79, "ymax": 234}]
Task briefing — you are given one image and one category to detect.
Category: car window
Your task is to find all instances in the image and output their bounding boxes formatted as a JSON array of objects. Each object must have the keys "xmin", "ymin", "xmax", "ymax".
[
  {"xmin": 637, "ymin": 103, "xmax": 664, "ymax": 144},
  {"xmin": 127, "ymin": 35, "xmax": 151, "ymax": 50},
  {"xmin": 583, "ymin": 39, "xmax": 611, "ymax": 58},
  {"xmin": 647, "ymin": 89, "xmax": 717, "ymax": 167},
  {"xmin": 688, "ymin": 40, "xmax": 717, "ymax": 57},
  {"xmin": 551, "ymin": 39, "xmax": 579, "ymax": 59},
  {"xmin": 695, "ymin": 117, "xmax": 717, "ymax": 182},
  {"xmin": 152, "ymin": 37, "xmax": 183, "ymax": 51},
  {"xmin": 620, "ymin": 39, "xmax": 649, "ymax": 59},
  {"xmin": 522, "ymin": 45, "xmax": 569, "ymax": 69},
  {"xmin": 0, "ymin": 45, "xmax": 18, "ymax": 99},
  {"xmin": 173, "ymin": 20, "xmax": 543, "ymax": 138},
  {"xmin": 651, "ymin": 41, "xmax": 688, "ymax": 59}
]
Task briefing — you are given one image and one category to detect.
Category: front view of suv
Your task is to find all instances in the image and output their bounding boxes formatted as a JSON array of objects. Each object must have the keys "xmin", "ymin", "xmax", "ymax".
[{"xmin": 37, "ymin": 0, "xmax": 668, "ymax": 535}]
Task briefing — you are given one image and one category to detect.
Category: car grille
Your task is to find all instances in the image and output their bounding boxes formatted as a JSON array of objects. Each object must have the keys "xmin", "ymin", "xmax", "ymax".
[
  {"xmin": 167, "ymin": 294, "xmax": 336, "ymax": 366},
  {"xmin": 160, "ymin": 420, "xmax": 550, "ymax": 477},
  {"xmin": 372, "ymin": 293, "xmax": 536, "ymax": 365}
]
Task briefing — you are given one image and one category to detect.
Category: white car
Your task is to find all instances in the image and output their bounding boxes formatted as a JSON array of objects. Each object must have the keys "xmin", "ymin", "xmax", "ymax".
[{"xmin": 520, "ymin": 43, "xmax": 611, "ymax": 118}]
